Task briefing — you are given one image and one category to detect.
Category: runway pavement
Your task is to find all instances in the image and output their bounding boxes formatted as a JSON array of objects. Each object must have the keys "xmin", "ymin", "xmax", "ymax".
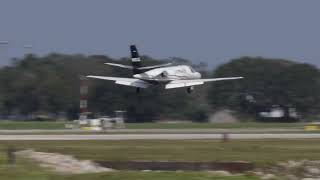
[
  {"xmin": 0, "ymin": 133, "xmax": 320, "ymax": 140},
  {"xmin": 0, "ymin": 128, "xmax": 305, "ymax": 134}
]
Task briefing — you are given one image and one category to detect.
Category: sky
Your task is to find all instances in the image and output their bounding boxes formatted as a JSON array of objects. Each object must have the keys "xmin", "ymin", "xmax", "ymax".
[{"xmin": 0, "ymin": 0, "xmax": 320, "ymax": 67}]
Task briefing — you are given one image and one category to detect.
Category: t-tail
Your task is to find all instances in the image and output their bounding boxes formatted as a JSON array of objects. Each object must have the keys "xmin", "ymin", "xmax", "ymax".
[
  {"xmin": 104, "ymin": 45, "xmax": 172, "ymax": 75},
  {"xmin": 130, "ymin": 45, "xmax": 142, "ymax": 74}
]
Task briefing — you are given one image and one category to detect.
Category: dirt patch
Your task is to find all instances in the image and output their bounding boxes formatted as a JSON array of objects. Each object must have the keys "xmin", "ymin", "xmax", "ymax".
[
  {"xmin": 15, "ymin": 149, "xmax": 113, "ymax": 174},
  {"xmin": 251, "ymin": 160, "xmax": 320, "ymax": 179}
]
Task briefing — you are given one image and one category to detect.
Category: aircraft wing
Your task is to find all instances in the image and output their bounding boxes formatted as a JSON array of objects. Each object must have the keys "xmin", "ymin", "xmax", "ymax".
[
  {"xmin": 165, "ymin": 77, "xmax": 243, "ymax": 89},
  {"xmin": 87, "ymin": 75, "xmax": 150, "ymax": 88}
]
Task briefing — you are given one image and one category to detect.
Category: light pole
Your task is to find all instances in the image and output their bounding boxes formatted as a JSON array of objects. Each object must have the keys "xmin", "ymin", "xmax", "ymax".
[
  {"xmin": 0, "ymin": 41, "xmax": 9, "ymax": 65},
  {"xmin": 0, "ymin": 41, "xmax": 9, "ymax": 45},
  {"xmin": 23, "ymin": 44, "xmax": 33, "ymax": 55},
  {"xmin": 0, "ymin": 41, "xmax": 34, "ymax": 65}
]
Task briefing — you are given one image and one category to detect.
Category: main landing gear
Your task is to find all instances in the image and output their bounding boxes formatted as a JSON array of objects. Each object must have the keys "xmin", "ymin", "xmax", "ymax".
[
  {"xmin": 187, "ymin": 86, "xmax": 194, "ymax": 94},
  {"xmin": 136, "ymin": 87, "xmax": 141, "ymax": 94}
]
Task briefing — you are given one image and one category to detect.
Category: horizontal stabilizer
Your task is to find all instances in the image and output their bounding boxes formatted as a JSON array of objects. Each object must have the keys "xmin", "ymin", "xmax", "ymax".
[
  {"xmin": 105, "ymin": 63, "xmax": 133, "ymax": 69},
  {"xmin": 105, "ymin": 62, "xmax": 172, "ymax": 70},
  {"xmin": 138, "ymin": 63, "xmax": 172, "ymax": 70}
]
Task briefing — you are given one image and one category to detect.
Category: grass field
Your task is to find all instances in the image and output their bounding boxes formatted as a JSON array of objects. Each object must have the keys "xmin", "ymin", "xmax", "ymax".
[
  {"xmin": 0, "ymin": 121, "xmax": 305, "ymax": 130},
  {"xmin": 126, "ymin": 122, "xmax": 305, "ymax": 129},
  {"xmin": 1, "ymin": 139, "xmax": 320, "ymax": 179},
  {"xmin": 0, "ymin": 158, "xmax": 259, "ymax": 180},
  {"xmin": 0, "ymin": 163, "xmax": 258, "ymax": 180},
  {"xmin": 57, "ymin": 172, "xmax": 259, "ymax": 180},
  {"xmin": 0, "ymin": 150, "xmax": 258, "ymax": 180},
  {"xmin": 1, "ymin": 139, "xmax": 320, "ymax": 165},
  {"xmin": 0, "ymin": 121, "xmax": 66, "ymax": 130}
]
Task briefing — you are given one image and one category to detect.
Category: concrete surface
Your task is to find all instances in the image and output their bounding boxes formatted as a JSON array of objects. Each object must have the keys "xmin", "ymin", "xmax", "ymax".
[
  {"xmin": 0, "ymin": 128, "xmax": 306, "ymax": 134},
  {"xmin": 0, "ymin": 133, "xmax": 320, "ymax": 140}
]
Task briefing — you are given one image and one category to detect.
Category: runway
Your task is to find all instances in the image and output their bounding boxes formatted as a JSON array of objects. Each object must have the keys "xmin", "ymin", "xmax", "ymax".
[
  {"xmin": 0, "ymin": 133, "xmax": 320, "ymax": 140},
  {"xmin": 0, "ymin": 128, "xmax": 305, "ymax": 134}
]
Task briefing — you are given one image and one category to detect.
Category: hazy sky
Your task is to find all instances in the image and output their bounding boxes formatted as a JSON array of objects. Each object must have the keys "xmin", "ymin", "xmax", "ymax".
[{"xmin": 0, "ymin": 0, "xmax": 319, "ymax": 67}]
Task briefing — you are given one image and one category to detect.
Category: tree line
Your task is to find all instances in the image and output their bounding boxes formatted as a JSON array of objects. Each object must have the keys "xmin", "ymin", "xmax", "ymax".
[{"xmin": 0, "ymin": 54, "xmax": 319, "ymax": 122}]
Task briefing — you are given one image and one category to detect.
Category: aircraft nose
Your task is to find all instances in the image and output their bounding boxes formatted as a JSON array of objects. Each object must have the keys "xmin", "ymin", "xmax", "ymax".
[
  {"xmin": 134, "ymin": 73, "xmax": 149, "ymax": 79},
  {"xmin": 197, "ymin": 72, "xmax": 202, "ymax": 78},
  {"xmin": 133, "ymin": 74, "xmax": 142, "ymax": 78}
]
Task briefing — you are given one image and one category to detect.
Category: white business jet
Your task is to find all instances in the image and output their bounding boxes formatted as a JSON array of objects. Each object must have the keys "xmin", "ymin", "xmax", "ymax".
[{"xmin": 87, "ymin": 45, "xmax": 243, "ymax": 93}]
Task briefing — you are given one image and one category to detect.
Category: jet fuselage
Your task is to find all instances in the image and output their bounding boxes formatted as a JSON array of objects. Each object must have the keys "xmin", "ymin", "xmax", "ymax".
[{"xmin": 133, "ymin": 65, "xmax": 201, "ymax": 82}]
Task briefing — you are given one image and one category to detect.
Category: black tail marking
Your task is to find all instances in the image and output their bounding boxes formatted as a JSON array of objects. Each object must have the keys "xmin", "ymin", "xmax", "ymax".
[{"xmin": 130, "ymin": 45, "xmax": 142, "ymax": 74}]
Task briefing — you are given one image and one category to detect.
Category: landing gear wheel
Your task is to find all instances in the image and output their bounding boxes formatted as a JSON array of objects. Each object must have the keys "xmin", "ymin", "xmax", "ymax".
[
  {"xmin": 136, "ymin": 87, "xmax": 141, "ymax": 94},
  {"xmin": 187, "ymin": 86, "xmax": 194, "ymax": 94}
]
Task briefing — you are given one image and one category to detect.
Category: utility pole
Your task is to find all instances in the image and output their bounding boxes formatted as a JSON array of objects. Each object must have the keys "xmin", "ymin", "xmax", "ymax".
[{"xmin": 79, "ymin": 76, "xmax": 89, "ymax": 120}]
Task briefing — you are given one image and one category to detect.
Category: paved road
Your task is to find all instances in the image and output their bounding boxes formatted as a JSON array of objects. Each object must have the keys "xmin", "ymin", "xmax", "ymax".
[{"xmin": 0, "ymin": 133, "xmax": 320, "ymax": 140}]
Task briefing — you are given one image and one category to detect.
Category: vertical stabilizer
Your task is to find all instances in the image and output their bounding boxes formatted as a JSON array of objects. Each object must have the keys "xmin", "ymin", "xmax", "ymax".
[{"xmin": 130, "ymin": 45, "xmax": 142, "ymax": 74}]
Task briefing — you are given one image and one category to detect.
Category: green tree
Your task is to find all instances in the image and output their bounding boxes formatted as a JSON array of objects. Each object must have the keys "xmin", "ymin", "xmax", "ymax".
[
  {"xmin": 0, "ymin": 54, "xmax": 201, "ymax": 121},
  {"xmin": 208, "ymin": 57, "xmax": 320, "ymax": 118}
]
